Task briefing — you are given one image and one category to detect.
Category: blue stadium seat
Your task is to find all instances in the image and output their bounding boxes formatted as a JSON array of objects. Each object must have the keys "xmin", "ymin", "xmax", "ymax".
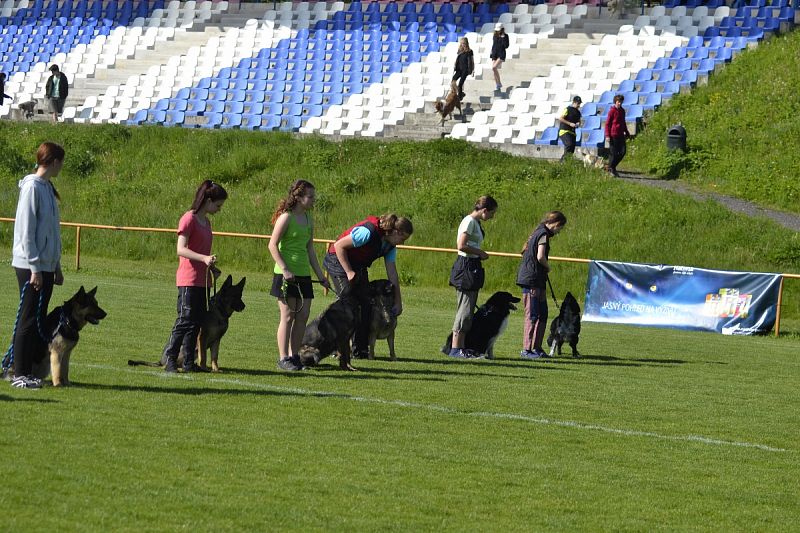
[
  {"xmin": 581, "ymin": 102, "xmax": 597, "ymax": 116},
  {"xmin": 280, "ymin": 115, "xmax": 302, "ymax": 132},
  {"xmin": 226, "ymin": 89, "xmax": 246, "ymax": 102},
  {"xmin": 185, "ymin": 99, "xmax": 206, "ymax": 114},
  {"xmin": 205, "ymin": 101, "xmax": 225, "ymax": 114},
  {"xmin": 240, "ymin": 114, "xmax": 262, "ymax": 130},
  {"xmin": 127, "ymin": 109, "xmax": 147, "ymax": 125},
  {"xmin": 242, "ymin": 102, "xmax": 263, "ymax": 115},
  {"xmin": 224, "ymin": 101, "xmax": 244, "ymax": 114},
  {"xmin": 220, "ymin": 113, "xmax": 242, "ymax": 129},
  {"xmin": 259, "ymin": 115, "xmax": 280, "ymax": 132},
  {"xmin": 207, "ymin": 88, "xmax": 227, "ymax": 101},
  {"xmin": 164, "ymin": 110, "xmax": 184, "ymax": 126},
  {"xmin": 534, "ymin": 127, "xmax": 559, "ymax": 146},
  {"xmin": 580, "ymin": 128, "xmax": 605, "ymax": 148},
  {"xmin": 201, "ymin": 112, "xmax": 223, "ymax": 129},
  {"xmin": 264, "ymin": 91, "xmax": 284, "ymax": 104}
]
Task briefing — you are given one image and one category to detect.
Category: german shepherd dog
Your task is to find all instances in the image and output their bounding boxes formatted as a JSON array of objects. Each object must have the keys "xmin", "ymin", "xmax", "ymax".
[
  {"xmin": 297, "ymin": 293, "xmax": 359, "ymax": 371},
  {"xmin": 443, "ymin": 291, "xmax": 521, "ymax": 359},
  {"xmin": 366, "ymin": 279, "xmax": 397, "ymax": 360},
  {"xmin": 129, "ymin": 275, "xmax": 246, "ymax": 372},
  {"xmin": 547, "ymin": 291, "xmax": 582, "ymax": 358},
  {"xmin": 434, "ymin": 80, "xmax": 462, "ymax": 126},
  {"xmin": 31, "ymin": 286, "xmax": 107, "ymax": 387}
]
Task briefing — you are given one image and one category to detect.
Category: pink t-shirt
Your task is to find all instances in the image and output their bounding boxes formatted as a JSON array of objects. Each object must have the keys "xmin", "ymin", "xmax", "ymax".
[{"xmin": 175, "ymin": 210, "xmax": 212, "ymax": 287}]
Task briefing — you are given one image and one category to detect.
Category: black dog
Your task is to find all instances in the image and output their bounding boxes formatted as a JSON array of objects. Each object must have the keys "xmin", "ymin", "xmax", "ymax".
[
  {"xmin": 366, "ymin": 279, "xmax": 397, "ymax": 360},
  {"xmin": 547, "ymin": 291, "xmax": 581, "ymax": 358},
  {"xmin": 297, "ymin": 294, "xmax": 359, "ymax": 371},
  {"xmin": 443, "ymin": 291, "xmax": 521, "ymax": 359},
  {"xmin": 32, "ymin": 286, "xmax": 107, "ymax": 386}
]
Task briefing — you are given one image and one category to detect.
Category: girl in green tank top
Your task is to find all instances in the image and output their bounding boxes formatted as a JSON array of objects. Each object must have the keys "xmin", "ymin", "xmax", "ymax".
[{"xmin": 268, "ymin": 180, "xmax": 330, "ymax": 371}]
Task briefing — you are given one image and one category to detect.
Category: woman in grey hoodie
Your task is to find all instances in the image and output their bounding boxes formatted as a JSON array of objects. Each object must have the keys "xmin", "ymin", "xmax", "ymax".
[{"xmin": 9, "ymin": 142, "xmax": 65, "ymax": 388}]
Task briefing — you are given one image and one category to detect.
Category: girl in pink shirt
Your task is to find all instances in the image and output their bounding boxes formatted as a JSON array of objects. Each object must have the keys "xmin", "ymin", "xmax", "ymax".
[{"xmin": 163, "ymin": 180, "xmax": 227, "ymax": 373}]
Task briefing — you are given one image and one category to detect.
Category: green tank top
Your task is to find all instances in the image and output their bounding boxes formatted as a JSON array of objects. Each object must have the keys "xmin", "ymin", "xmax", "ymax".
[{"xmin": 273, "ymin": 213, "xmax": 312, "ymax": 276}]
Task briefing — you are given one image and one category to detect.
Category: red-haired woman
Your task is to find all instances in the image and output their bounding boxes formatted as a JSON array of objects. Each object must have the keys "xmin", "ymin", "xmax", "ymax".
[
  {"xmin": 162, "ymin": 180, "xmax": 227, "ymax": 373},
  {"xmin": 268, "ymin": 180, "xmax": 329, "ymax": 372},
  {"xmin": 7, "ymin": 142, "xmax": 65, "ymax": 388}
]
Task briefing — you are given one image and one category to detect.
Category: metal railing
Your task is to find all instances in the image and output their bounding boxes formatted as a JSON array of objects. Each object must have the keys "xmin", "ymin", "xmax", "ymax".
[{"xmin": 1, "ymin": 217, "xmax": 797, "ymax": 336}]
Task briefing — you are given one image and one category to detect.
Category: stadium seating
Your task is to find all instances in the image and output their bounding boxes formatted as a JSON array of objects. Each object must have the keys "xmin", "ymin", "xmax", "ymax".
[{"xmin": 0, "ymin": 0, "xmax": 793, "ymax": 152}]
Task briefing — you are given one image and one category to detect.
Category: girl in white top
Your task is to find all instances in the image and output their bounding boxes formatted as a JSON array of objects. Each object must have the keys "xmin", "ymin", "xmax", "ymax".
[{"xmin": 446, "ymin": 195, "xmax": 498, "ymax": 359}]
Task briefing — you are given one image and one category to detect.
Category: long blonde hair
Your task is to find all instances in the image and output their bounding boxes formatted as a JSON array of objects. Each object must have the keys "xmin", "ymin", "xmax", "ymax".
[{"xmin": 457, "ymin": 37, "xmax": 470, "ymax": 54}]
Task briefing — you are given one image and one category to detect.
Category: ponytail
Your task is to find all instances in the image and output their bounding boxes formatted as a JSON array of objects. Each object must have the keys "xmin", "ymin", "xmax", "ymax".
[
  {"xmin": 473, "ymin": 195, "xmax": 498, "ymax": 212},
  {"xmin": 271, "ymin": 179, "xmax": 314, "ymax": 225},
  {"xmin": 378, "ymin": 213, "xmax": 413, "ymax": 236},
  {"xmin": 521, "ymin": 211, "xmax": 566, "ymax": 253},
  {"xmin": 191, "ymin": 180, "xmax": 228, "ymax": 213}
]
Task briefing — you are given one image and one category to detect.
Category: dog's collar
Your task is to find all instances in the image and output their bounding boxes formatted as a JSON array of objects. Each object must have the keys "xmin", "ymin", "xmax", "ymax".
[{"xmin": 56, "ymin": 310, "xmax": 80, "ymax": 341}]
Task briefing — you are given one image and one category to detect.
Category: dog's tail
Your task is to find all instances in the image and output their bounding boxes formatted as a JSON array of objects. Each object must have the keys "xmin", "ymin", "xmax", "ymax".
[{"xmin": 127, "ymin": 360, "xmax": 163, "ymax": 367}]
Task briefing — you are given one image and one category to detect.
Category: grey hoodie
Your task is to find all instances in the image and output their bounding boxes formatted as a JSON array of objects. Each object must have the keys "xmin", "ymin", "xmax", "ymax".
[{"xmin": 12, "ymin": 174, "xmax": 61, "ymax": 273}]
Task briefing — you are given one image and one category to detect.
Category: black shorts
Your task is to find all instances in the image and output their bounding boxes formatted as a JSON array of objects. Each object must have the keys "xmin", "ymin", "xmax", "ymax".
[{"xmin": 270, "ymin": 275, "xmax": 314, "ymax": 299}]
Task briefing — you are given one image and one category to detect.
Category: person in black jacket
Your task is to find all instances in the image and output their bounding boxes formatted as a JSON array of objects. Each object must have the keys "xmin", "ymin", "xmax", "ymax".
[
  {"xmin": 0, "ymin": 72, "xmax": 11, "ymax": 107},
  {"xmin": 44, "ymin": 65, "xmax": 69, "ymax": 123},
  {"xmin": 516, "ymin": 211, "xmax": 567, "ymax": 359},
  {"xmin": 558, "ymin": 96, "xmax": 583, "ymax": 161},
  {"xmin": 490, "ymin": 23, "xmax": 510, "ymax": 92},
  {"xmin": 452, "ymin": 37, "xmax": 474, "ymax": 100}
]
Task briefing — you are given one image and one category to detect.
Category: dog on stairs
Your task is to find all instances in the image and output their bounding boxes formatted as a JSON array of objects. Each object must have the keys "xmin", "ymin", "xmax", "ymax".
[
  {"xmin": 547, "ymin": 291, "xmax": 582, "ymax": 358},
  {"xmin": 30, "ymin": 286, "xmax": 107, "ymax": 387},
  {"xmin": 434, "ymin": 80, "xmax": 463, "ymax": 126}
]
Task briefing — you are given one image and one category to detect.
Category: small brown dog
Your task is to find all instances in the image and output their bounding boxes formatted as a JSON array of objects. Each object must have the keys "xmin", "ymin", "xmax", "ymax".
[{"xmin": 434, "ymin": 80, "xmax": 462, "ymax": 126}]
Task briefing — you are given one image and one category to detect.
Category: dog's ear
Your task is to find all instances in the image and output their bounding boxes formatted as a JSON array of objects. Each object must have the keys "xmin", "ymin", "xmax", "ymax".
[
  {"xmin": 237, "ymin": 277, "xmax": 246, "ymax": 288},
  {"xmin": 223, "ymin": 275, "xmax": 233, "ymax": 287},
  {"xmin": 88, "ymin": 286, "xmax": 98, "ymax": 296},
  {"xmin": 77, "ymin": 286, "xmax": 86, "ymax": 297}
]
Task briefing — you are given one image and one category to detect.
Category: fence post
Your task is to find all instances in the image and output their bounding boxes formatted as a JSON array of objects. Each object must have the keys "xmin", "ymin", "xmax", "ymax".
[
  {"xmin": 75, "ymin": 225, "xmax": 82, "ymax": 271},
  {"xmin": 775, "ymin": 276, "xmax": 784, "ymax": 337}
]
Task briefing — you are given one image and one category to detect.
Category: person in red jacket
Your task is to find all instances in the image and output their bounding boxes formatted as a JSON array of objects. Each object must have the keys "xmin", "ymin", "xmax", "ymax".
[
  {"xmin": 323, "ymin": 214, "xmax": 413, "ymax": 359},
  {"xmin": 604, "ymin": 94, "xmax": 631, "ymax": 177}
]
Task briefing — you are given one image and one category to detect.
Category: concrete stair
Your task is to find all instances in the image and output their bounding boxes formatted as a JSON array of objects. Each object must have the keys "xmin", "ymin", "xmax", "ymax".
[{"xmin": 382, "ymin": 13, "xmax": 634, "ymax": 147}]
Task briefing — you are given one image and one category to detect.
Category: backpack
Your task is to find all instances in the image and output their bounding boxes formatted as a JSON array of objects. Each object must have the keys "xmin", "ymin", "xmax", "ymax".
[{"xmin": 467, "ymin": 53, "xmax": 475, "ymax": 76}]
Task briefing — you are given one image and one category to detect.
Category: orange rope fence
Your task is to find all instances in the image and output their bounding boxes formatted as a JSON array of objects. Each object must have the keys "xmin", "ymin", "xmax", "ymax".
[{"xmin": 1, "ymin": 217, "xmax": 797, "ymax": 336}]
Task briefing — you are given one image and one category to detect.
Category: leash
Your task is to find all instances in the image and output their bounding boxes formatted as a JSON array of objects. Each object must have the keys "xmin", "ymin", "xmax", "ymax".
[
  {"xmin": 205, "ymin": 264, "xmax": 219, "ymax": 312},
  {"xmin": 547, "ymin": 276, "xmax": 560, "ymax": 309},
  {"xmin": 281, "ymin": 278, "xmax": 325, "ymax": 314},
  {"xmin": 2, "ymin": 281, "xmax": 51, "ymax": 374}
]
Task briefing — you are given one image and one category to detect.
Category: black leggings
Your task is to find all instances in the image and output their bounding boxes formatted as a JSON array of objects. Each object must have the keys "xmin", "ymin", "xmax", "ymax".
[
  {"xmin": 12, "ymin": 268, "xmax": 55, "ymax": 377},
  {"xmin": 609, "ymin": 136, "xmax": 627, "ymax": 171},
  {"xmin": 328, "ymin": 269, "xmax": 371, "ymax": 356}
]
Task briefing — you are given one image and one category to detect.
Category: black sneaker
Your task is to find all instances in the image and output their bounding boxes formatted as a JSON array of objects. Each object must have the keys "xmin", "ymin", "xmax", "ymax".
[
  {"xmin": 11, "ymin": 375, "xmax": 41, "ymax": 389},
  {"xmin": 164, "ymin": 358, "xmax": 178, "ymax": 373},
  {"xmin": 180, "ymin": 364, "xmax": 210, "ymax": 373},
  {"xmin": 277, "ymin": 358, "xmax": 303, "ymax": 372},
  {"xmin": 289, "ymin": 355, "xmax": 307, "ymax": 371}
]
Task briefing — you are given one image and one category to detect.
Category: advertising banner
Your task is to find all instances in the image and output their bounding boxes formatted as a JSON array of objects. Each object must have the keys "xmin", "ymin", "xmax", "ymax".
[{"xmin": 583, "ymin": 261, "xmax": 781, "ymax": 335}]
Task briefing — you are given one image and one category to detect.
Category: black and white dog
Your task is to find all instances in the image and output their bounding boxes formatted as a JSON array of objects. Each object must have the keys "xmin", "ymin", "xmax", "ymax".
[
  {"xmin": 547, "ymin": 291, "xmax": 582, "ymax": 358},
  {"xmin": 443, "ymin": 291, "xmax": 521, "ymax": 359}
]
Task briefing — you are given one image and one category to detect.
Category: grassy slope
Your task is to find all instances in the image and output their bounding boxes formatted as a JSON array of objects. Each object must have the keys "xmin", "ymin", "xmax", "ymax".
[
  {"xmin": 0, "ymin": 123, "xmax": 798, "ymax": 326},
  {"xmin": 1, "ymin": 259, "xmax": 798, "ymax": 531},
  {"xmin": 625, "ymin": 30, "xmax": 800, "ymax": 216}
]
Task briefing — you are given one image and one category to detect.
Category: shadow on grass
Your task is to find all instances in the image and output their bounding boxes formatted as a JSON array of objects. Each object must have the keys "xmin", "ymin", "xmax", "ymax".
[
  {"xmin": 399, "ymin": 356, "xmax": 570, "ymax": 373},
  {"xmin": 70, "ymin": 381, "xmax": 320, "ymax": 397},
  {"xmin": 0, "ymin": 393, "xmax": 59, "ymax": 403},
  {"xmin": 207, "ymin": 366, "xmax": 447, "ymax": 382},
  {"xmin": 543, "ymin": 354, "xmax": 691, "ymax": 367}
]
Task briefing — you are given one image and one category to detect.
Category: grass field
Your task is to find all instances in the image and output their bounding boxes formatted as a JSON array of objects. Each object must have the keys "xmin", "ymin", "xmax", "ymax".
[{"xmin": 2, "ymin": 256, "xmax": 797, "ymax": 531}]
